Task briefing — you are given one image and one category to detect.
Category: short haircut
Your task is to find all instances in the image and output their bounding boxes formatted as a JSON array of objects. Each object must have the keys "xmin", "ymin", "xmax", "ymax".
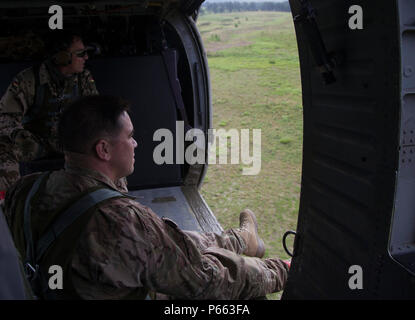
[{"xmin": 58, "ymin": 95, "xmax": 131, "ymax": 154}]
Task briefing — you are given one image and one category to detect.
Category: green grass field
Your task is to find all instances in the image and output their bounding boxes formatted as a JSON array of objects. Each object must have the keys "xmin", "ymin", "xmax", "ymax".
[{"xmin": 197, "ymin": 11, "xmax": 302, "ymax": 299}]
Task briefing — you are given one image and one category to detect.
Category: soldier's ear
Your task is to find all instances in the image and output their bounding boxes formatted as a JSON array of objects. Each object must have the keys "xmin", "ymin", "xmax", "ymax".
[{"xmin": 95, "ymin": 139, "xmax": 111, "ymax": 161}]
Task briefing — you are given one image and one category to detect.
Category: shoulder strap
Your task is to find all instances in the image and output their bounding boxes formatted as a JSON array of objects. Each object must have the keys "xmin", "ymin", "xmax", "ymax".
[
  {"xmin": 33, "ymin": 64, "xmax": 44, "ymax": 108},
  {"xmin": 74, "ymin": 74, "xmax": 80, "ymax": 97},
  {"xmin": 22, "ymin": 64, "xmax": 43, "ymax": 126},
  {"xmin": 161, "ymin": 49, "xmax": 192, "ymax": 133},
  {"xmin": 23, "ymin": 172, "xmax": 50, "ymax": 269},
  {"xmin": 35, "ymin": 188, "xmax": 124, "ymax": 261},
  {"xmin": 23, "ymin": 174, "xmax": 126, "ymax": 266}
]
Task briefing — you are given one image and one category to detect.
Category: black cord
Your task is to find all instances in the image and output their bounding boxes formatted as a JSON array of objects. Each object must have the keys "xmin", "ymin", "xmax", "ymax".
[{"xmin": 282, "ymin": 230, "xmax": 296, "ymax": 257}]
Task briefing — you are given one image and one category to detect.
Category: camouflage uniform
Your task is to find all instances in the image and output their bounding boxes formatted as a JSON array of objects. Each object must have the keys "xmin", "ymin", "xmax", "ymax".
[
  {"xmin": 4, "ymin": 164, "xmax": 289, "ymax": 300},
  {"xmin": 0, "ymin": 60, "xmax": 98, "ymax": 191}
]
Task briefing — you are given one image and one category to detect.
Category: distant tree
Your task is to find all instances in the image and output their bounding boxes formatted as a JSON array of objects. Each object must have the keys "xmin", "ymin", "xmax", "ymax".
[
  {"xmin": 201, "ymin": 1, "xmax": 291, "ymax": 14},
  {"xmin": 199, "ymin": 6, "xmax": 207, "ymax": 15},
  {"xmin": 224, "ymin": 2, "xmax": 233, "ymax": 12},
  {"xmin": 241, "ymin": 2, "xmax": 249, "ymax": 12}
]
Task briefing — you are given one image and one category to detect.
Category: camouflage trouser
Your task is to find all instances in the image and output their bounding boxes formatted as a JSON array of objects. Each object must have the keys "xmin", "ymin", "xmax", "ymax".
[
  {"xmin": 184, "ymin": 228, "xmax": 247, "ymax": 256},
  {"xmin": 150, "ymin": 228, "xmax": 247, "ymax": 300}
]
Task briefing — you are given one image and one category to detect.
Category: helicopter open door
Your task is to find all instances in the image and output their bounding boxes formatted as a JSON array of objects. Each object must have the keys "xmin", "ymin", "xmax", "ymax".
[{"xmin": 282, "ymin": 0, "xmax": 415, "ymax": 299}]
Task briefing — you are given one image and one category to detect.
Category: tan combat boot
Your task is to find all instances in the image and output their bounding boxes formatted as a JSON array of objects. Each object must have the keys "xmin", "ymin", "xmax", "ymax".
[{"xmin": 238, "ymin": 209, "xmax": 265, "ymax": 258}]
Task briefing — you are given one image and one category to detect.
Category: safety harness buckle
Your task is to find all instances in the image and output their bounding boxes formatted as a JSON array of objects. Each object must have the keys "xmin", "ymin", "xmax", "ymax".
[{"xmin": 25, "ymin": 262, "xmax": 39, "ymax": 281}]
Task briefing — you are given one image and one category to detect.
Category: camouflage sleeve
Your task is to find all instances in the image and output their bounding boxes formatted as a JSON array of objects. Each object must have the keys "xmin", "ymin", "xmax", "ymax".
[
  {"xmin": 0, "ymin": 69, "xmax": 35, "ymax": 114},
  {"xmin": 0, "ymin": 119, "xmax": 44, "ymax": 191},
  {"xmin": 0, "ymin": 68, "xmax": 41, "ymax": 139},
  {"xmin": 0, "ymin": 69, "xmax": 34, "ymax": 137},
  {"xmin": 79, "ymin": 69, "xmax": 98, "ymax": 96},
  {"xmin": 71, "ymin": 201, "xmax": 289, "ymax": 300},
  {"xmin": 0, "ymin": 69, "xmax": 41, "ymax": 189}
]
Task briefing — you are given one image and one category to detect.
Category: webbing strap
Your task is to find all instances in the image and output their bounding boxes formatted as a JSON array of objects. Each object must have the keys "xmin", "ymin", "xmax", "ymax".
[
  {"xmin": 22, "ymin": 65, "xmax": 44, "ymax": 125},
  {"xmin": 35, "ymin": 188, "xmax": 124, "ymax": 261},
  {"xmin": 23, "ymin": 172, "xmax": 50, "ymax": 266},
  {"xmin": 23, "ymin": 173, "xmax": 125, "ymax": 265},
  {"xmin": 161, "ymin": 49, "xmax": 192, "ymax": 132},
  {"xmin": 74, "ymin": 74, "xmax": 80, "ymax": 97},
  {"xmin": 33, "ymin": 64, "xmax": 44, "ymax": 109}
]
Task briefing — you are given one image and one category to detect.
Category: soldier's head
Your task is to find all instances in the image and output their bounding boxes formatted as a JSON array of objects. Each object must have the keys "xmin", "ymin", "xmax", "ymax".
[
  {"xmin": 59, "ymin": 95, "xmax": 138, "ymax": 181},
  {"xmin": 47, "ymin": 30, "xmax": 89, "ymax": 75}
]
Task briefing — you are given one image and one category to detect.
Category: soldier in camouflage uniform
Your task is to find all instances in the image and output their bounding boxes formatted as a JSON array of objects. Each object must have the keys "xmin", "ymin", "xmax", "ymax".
[
  {"xmin": 0, "ymin": 31, "xmax": 102, "ymax": 195},
  {"xmin": 4, "ymin": 95, "xmax": 289, "ymax": 299}
]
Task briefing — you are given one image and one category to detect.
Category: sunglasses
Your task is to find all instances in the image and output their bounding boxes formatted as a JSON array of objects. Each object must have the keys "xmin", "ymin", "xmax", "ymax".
[{"xmin": 71, "ymin": 49, "xmax": 88, "ymax": 58}]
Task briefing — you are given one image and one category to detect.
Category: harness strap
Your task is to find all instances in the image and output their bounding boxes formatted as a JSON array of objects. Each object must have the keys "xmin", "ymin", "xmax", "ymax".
[
  {"xmin": 23, "ymin": 173, "xmax": 126, "ymax": 269},
  {"xmin": 36, "ymin": 188, "xmax": 124, "ymax": 260},
  {"xmin": 161, "ymin": 49, "xmax": 192, "ymax": 133},
  {"xmin": 22, "ymin": 65, "xmax": 43, "ymax": 125},
  {"xmin": 24, "ymin": 64, "xmax": 80, "ymax": 125},
  {"xmin": 74, "ymin": 74, "xmax": 80, "ymax": 97},
  {"xmin": 33, "ymin": 64, "xmax": 43, "ymax": 109},
  {"xmin": 23, "ymin": 172, "xmax": 50, "ymax": 270}
]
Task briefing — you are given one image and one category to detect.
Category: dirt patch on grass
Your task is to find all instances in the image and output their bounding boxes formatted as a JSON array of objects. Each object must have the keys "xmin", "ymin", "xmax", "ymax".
[{"xmin": 205, "ymin": 40, "xmax": 252, "ymax": 53}]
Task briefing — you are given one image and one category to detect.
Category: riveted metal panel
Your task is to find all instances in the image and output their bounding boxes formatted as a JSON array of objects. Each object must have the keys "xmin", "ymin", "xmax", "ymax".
[{"xmin": 283, "ymin": 0, "xmax": 415, "ymax": 299}]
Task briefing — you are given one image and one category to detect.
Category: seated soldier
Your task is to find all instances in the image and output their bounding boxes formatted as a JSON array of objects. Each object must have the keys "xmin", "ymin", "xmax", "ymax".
[
  {"xmin": 4, "ymin": 95, "xmax": 289, "ymax": 300},
  {"xmin": 0, "ymin": 30, "xmax": 127, "ymax": 201},
  {"xmin": 0, "ymin": 31, "xmax": 96, "ymax": 193}
]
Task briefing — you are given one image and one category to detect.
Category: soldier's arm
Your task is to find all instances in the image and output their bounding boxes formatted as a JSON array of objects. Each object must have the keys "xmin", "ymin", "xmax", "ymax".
[
  {"xmin": 0, "ymin": 71, "xmax": 30, "ymax": 140},
  {"xmin": 141, "ymin": 213, "xmax": 289, "ymax": 299},
  {"xmin": 0, "ymin": 69, "xmax": 39, "ymax": 152},
  {"xmin": 0, "ymin": 70, "xmax": 42, "ymax": 190},
  {"xmin": 72, "ymin": 202, "xmax": 288, "ymax": 300}
]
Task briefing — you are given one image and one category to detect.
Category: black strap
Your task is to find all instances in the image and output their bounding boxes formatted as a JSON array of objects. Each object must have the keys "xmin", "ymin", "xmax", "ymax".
[
  {"xmin": 23, "ymin": 172, "xmax": 49, "ymax": 269},
  {"xmin": 74, "ymin": 74, "xmax": 80, "ymax": 97},
  {"xmin": 161, "ymin": 49, "xmax": 192, "ymax": 133},
  {"xmin": 22, "ymin": 64, "xmax": 43, "ymax": 126},
  {"xmin": 33, "ymin": 64, "xmax": 44, "ymax": 109},
  {"xmin": 31, "ymin": 64, "xmax": 79, "ymax": 117},
  {"xmin": 23, "ymin": 174, "xmax": 126, "ymax": 267},
  {"xmin": 293, "ymin": 0, "xmax": 337, "ymax": 84},
  {"xmin": 35, "ymin": 188, "xmax": 124, "ymax": 260}
]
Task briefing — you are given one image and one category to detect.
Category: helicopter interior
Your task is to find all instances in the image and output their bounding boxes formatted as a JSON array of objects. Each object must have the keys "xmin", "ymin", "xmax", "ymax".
[
  {"xmin": 0, "ymin": 4, "xmax": 221, "ymax": 235},
  {"xmin": 0, "ymin": 0, "xmax": 415, "ymax": 299}
]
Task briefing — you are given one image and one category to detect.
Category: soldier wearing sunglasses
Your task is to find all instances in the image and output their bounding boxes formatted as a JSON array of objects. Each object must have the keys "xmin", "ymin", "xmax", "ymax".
[{"xmin": 0, "ymin": 31, "xmax": 126, "ymax": 198}]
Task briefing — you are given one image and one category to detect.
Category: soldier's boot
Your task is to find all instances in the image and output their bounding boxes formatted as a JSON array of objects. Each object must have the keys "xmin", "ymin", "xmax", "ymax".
[{"xmin": 238, "ymin": 209, "xmax": 265, "ymax": 258}]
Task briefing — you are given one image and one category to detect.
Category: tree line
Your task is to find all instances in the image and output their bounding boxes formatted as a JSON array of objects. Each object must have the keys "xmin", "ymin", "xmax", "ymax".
[{"xmin": 200, "ymin": 1, "xmax": 291, "ymax": 14}]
